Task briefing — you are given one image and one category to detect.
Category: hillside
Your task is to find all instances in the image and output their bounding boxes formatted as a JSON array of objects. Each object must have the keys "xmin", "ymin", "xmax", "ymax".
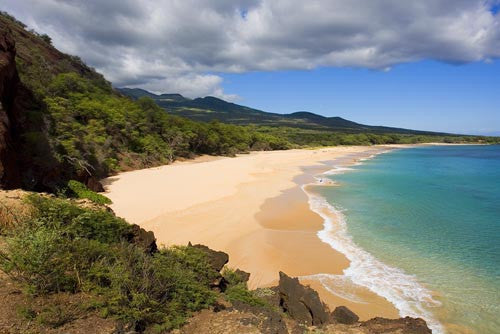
[
  {"xmin": 0, "ymin": 12, "xmax": 293, "ymax": 192},
  {"xmin": 118, "ymin": 88, "xmax": 448, "ymax": 135}
]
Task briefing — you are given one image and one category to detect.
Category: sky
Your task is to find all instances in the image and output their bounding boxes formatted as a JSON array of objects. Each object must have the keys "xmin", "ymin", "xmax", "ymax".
[{"xmin": 1, "ymin": 0, "xmax": 499, "ymax": 134}]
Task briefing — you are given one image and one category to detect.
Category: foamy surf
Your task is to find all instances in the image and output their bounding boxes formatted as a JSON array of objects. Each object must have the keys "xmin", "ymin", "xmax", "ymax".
[
  {"xmin": 301, "ymin": 160, "xmax": 445, "ymax": 333},
  {"xmin": 323, "ymin": 166, "xmax": 355, "ymax": 175}
]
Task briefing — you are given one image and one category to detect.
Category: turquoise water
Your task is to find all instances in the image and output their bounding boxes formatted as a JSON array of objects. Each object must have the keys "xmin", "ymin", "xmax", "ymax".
[{"xmin": 317, "ymin": 145, "xmax": 500, "ymax": 334}]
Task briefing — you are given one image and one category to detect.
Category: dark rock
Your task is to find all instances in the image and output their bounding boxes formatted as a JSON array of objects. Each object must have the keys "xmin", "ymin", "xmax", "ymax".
[
  {"xmin": 256, "ymin": 286, "xmax": 281, "ymax": 309},
  {"xmin": 188, "ymin": 243, "xmax": 229, "ymax": 272},
  {"xmin": 0, "ymin": 20, "xmax": 111, "ymax": 193},
  {"xmin": 332, "ymin": 306, "xmax": 359, "ymax": 324},
  {"xmin": 234, "ymin": 269, "xmax": 251, "ymax": 283},
  {"xmin": 361, "ymin": 316, "xmax": 432, "ymax": 334},
  {"xmin": 125, "ymin": 224, "xmax": 157, "ymax": 254},
  {"xmin": 278, "ymin": 271, "xmax": 330, "ymax": 326},
  {"xmin": 210, "ymin": 275, "xmax": 228, "ymax": 292},
  {"xmin": 85, "ymin": 176, "xmax": 105, "ymax": 192},
  {"xmin": 0, "ymin": 28, "xmax": 21, "ymax": 189},
  {"xmin": 188, "ymin": 243, "xmax": 229, "ymax": 291}
]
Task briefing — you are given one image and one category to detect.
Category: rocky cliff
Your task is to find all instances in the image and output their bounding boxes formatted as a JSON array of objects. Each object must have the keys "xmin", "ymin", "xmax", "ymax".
[
  {"xmin": 0, "ymin": 14, "xmax": 108, "ymax": 192},
  {"xmin": 0, "ymin": 28, "xmax": 21, "ymax": 188},
  {"xmin": 0, "ymin": 27, "xmax": 62, "ymax": 191}
]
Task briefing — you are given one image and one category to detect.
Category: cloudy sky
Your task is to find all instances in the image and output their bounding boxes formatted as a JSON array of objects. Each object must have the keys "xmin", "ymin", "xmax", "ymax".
[{"xmin": 1, "ymin": 0, "xmax": 499, "ymax": 134}]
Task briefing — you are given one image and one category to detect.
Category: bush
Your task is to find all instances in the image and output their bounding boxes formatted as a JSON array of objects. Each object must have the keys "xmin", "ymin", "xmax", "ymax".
[
  {"xmin": 89, "ymin": 246, "xmax": 216, "ymax": 330},
  {"xmin": 222, "ymin": 268, "xmax": 267, "ymax": 307},
  {"xmin": 40, "ymin": 33, "xmax": 52, "ymax": 45},
  {"xmin": 67, "ymin": 180, "xmax": 112, "ymax": 205},
  {"xmin": 0, "ymin": 194, "xmax": 216, "ymax": 331}
]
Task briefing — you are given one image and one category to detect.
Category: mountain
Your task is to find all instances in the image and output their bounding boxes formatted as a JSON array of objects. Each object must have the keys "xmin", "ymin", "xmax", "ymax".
[{"xmin": 118, "ymin": 88, "xmax": 447, "ymax": 135}]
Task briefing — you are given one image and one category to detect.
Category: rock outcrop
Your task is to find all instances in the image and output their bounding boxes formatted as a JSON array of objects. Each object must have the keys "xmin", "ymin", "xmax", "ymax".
[
  {"xmin": 360, "ymin": 317, "xmax": 432, "ymax": 334},
  {"xmin": 125, "ymin": 224, "xmax": 158, "ymax": 254},
  {"xmin": 233, "ymin": 269, "xmax": 251, "ymax": 283},
  {"xmin": 188, "ymin": 243, "xmax": 230, "ymax": 291},
  {"xmin": 278, "ymin": 271, "xmax": 330, "ymax": 326},
  {"xmin": 0, "ymin": 28, "xmax": 21, "ymax": 189},
  {"xmin": 0, "ymin": 27, "xmax": 63, "ymax": 192},
  {"xmin": 189, "ymin": 243, "xmax": 229, "ymax": 272},
  {"xmin": 332, "ymin": 306, "xmax": 359, "ymax": 324},
  {"xmin": 0, "ymin": 18, "xmax": 106, "ymax": 193}
]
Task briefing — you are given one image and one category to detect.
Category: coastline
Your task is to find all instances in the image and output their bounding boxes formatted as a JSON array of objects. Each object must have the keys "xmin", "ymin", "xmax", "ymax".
[{"xmin": 102, "ymin": 145, "xmax": 412, "ymax": 320}]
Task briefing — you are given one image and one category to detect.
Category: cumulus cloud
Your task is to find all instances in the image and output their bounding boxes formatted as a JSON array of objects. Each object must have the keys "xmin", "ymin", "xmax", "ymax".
[{"xmin": 1, "ymin": 0, "xmax": 499, "ymax": 98}]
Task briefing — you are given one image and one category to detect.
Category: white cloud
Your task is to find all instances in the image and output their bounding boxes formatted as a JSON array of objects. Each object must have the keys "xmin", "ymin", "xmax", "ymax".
[
  {"xmin": 1, "ymin": 0, "xmax": 499, "ymax": 98},
  {"xmin": 136, "ymin": 73, "xmax": 239, "ymax": 101}
]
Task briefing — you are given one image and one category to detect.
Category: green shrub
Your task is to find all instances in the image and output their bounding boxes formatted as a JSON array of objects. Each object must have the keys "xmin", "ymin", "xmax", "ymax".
[
  {"xmin": 26, "ymin": 194, "xmax": 129, "ymax": 243},
  {"xmin": 0, "ymin": 226, "xmax": 81, "ymax": 293},
  {"xmin": 88, "ymin": 245, "xmax": 216, "ymax": 330},
  {"xmin": 222, "ymin": 268, "xmax": 267, "ymax": 307},
  {"xmin": 17, "ymin": 306, "xmax": 37, "ymax": 321},
  {"xmin": 0, "ymin": 194, "xmax": 216, "ymax": 331},
  {"xmin": 67, "ymin": 180, "xmax": 112, "ymax": 205},
  {"xmin": 37, "ymin": 304, "xmax": 80, "ymax": 328},
  {"xmin": 224, "ymin": 283, "xmax": 267, "ymax": 307}
]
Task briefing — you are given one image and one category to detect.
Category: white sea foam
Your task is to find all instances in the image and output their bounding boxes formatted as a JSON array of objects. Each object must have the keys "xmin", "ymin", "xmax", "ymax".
[
  {"xmin": 301, "ymin": 155, "xmax": 445, "ymax": 334},
  {"xmin": 323, "ymin": 166, "xmax": 354, "ymax": 175}
]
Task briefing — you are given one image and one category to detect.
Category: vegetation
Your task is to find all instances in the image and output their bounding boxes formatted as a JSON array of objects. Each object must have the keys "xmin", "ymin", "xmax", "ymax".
[
  {"xmin": 0, "ymin": 195, "xmax": 217, "ymax": 331},
  {"xmin": 222, "ymin": 268, "xmax": 268, "ymax": 307},
  {"xmin": 67, "ymin": 180, "xmax": 111, "ymax": 204},
  {"xmin": 29, "ymin": 72, "xmax": 291, "ymax": 180}
]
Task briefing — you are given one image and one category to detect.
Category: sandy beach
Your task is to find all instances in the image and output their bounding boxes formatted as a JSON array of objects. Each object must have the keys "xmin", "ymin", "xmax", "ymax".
[{"xmin": 103, "ymin": 146, "xmax": 403, "ymax": 320}]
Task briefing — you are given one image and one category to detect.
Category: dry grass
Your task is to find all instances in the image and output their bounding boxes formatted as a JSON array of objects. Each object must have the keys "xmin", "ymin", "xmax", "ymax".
[{"xmin": 0, "ymin": 190, "xmax": 33, "ymax": 231}]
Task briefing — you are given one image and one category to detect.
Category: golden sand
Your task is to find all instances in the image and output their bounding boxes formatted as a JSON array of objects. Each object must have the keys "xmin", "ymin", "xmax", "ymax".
[{"xmin": 103, "ymin": 146, "xmax": 404, "ymax": 320}]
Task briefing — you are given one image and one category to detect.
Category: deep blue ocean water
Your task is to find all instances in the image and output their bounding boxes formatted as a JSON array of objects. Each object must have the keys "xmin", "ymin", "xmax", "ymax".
[{"xmin": 318, "ymin": 145, "xmax": 500, "ymax": 333}]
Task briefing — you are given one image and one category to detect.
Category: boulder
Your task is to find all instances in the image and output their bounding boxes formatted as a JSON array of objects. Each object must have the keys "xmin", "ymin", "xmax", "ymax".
[
  {"xmin": 188, "ymin": 243, "xmax": 229, "ymax": 272},
  {"xmin": 361, "ymin": 316, "xmax": 432, "ymax": 334},
  {"xmin": 85, "ymin": 176, "xmax": 105, "ymax": 192},
  {"xmin": 234, "ymin": 269, "xmax": 251, "ymax": 283},
  {"xmin": 126, "ymin": 224, "xmax": 157, "ymax": 254},
  {"xmin": 278, "ymin": 271, "xmax": 329, "ymax": 326},
  {"xmin": 188, "ymin": 243, "xmax": 230, "ymax": 291},
  {"xmin": 332, "ymin": 306, "xmax": 359, "ymax": 324}
]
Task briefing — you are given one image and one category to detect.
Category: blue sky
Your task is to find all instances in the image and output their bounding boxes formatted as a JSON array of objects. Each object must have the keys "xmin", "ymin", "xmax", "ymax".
[{"xmin": 220, "ymin": 60, "xmax": 500, "ymax": 135}]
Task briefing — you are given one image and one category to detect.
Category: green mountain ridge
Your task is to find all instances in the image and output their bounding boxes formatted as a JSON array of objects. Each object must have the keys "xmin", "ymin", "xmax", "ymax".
[{"xmin": 118, "ymin": 88, "xmax": 450, "ymax": 135}]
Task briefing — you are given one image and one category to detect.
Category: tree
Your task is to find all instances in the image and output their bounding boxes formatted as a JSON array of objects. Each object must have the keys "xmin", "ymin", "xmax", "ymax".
[{"xmin": 40, "ymin": 33, "xmax": 52, "ymax": 45}]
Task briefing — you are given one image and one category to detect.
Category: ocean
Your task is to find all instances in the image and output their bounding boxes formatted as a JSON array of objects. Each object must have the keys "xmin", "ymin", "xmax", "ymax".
[{"xmin": 306, "ymin": 145, "xmax": 500, "ymax": 334}]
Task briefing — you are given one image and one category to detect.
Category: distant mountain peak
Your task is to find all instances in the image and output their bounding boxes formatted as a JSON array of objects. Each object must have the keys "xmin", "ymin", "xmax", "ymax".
[{"xmin": 119, "ymin": 87, "xmax": 448, "ymax": 136}]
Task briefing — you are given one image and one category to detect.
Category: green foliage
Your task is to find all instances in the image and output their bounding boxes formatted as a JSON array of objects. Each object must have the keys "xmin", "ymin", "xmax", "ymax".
[
  {"xmin": 17, "ymin": 306, "xmax": 37, "ymax": 321},
  {"xmin": 222, "ymin": 268, "xmax": 267, "ymax": 307},
  {"xmin": 224, "ymin": 283, "xmax": 267, "ymax": 307},
  {"xmin": 25, "ymin": 195, "xmax": 129, "ymax": 243},
  {"xmin": 67, "ymin": 180, "xmax": 111, "ymax": 205},
  {"xmin": 39, "ymin": 33, "xmax": 52, "ymax": 45},
  {"xmin": 0, "ymin": 195, "xmax": 216, "ymax": 330},
  {"xmin": 40, "ymin": 73, "xmax": 296, "ymax": 180},
  {"xmin": 36, "ymin": 304, "xmax": 80, "ymax": 328},
  {"xmin": 88, "ymin": 246, "xmax": 216, "ymax": 330}
]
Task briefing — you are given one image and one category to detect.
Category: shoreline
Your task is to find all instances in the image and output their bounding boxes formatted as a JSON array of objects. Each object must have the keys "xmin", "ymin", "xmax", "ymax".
[{"xmin": 102, "ymin": 145, "xmax": 425, "ymax": 321}]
